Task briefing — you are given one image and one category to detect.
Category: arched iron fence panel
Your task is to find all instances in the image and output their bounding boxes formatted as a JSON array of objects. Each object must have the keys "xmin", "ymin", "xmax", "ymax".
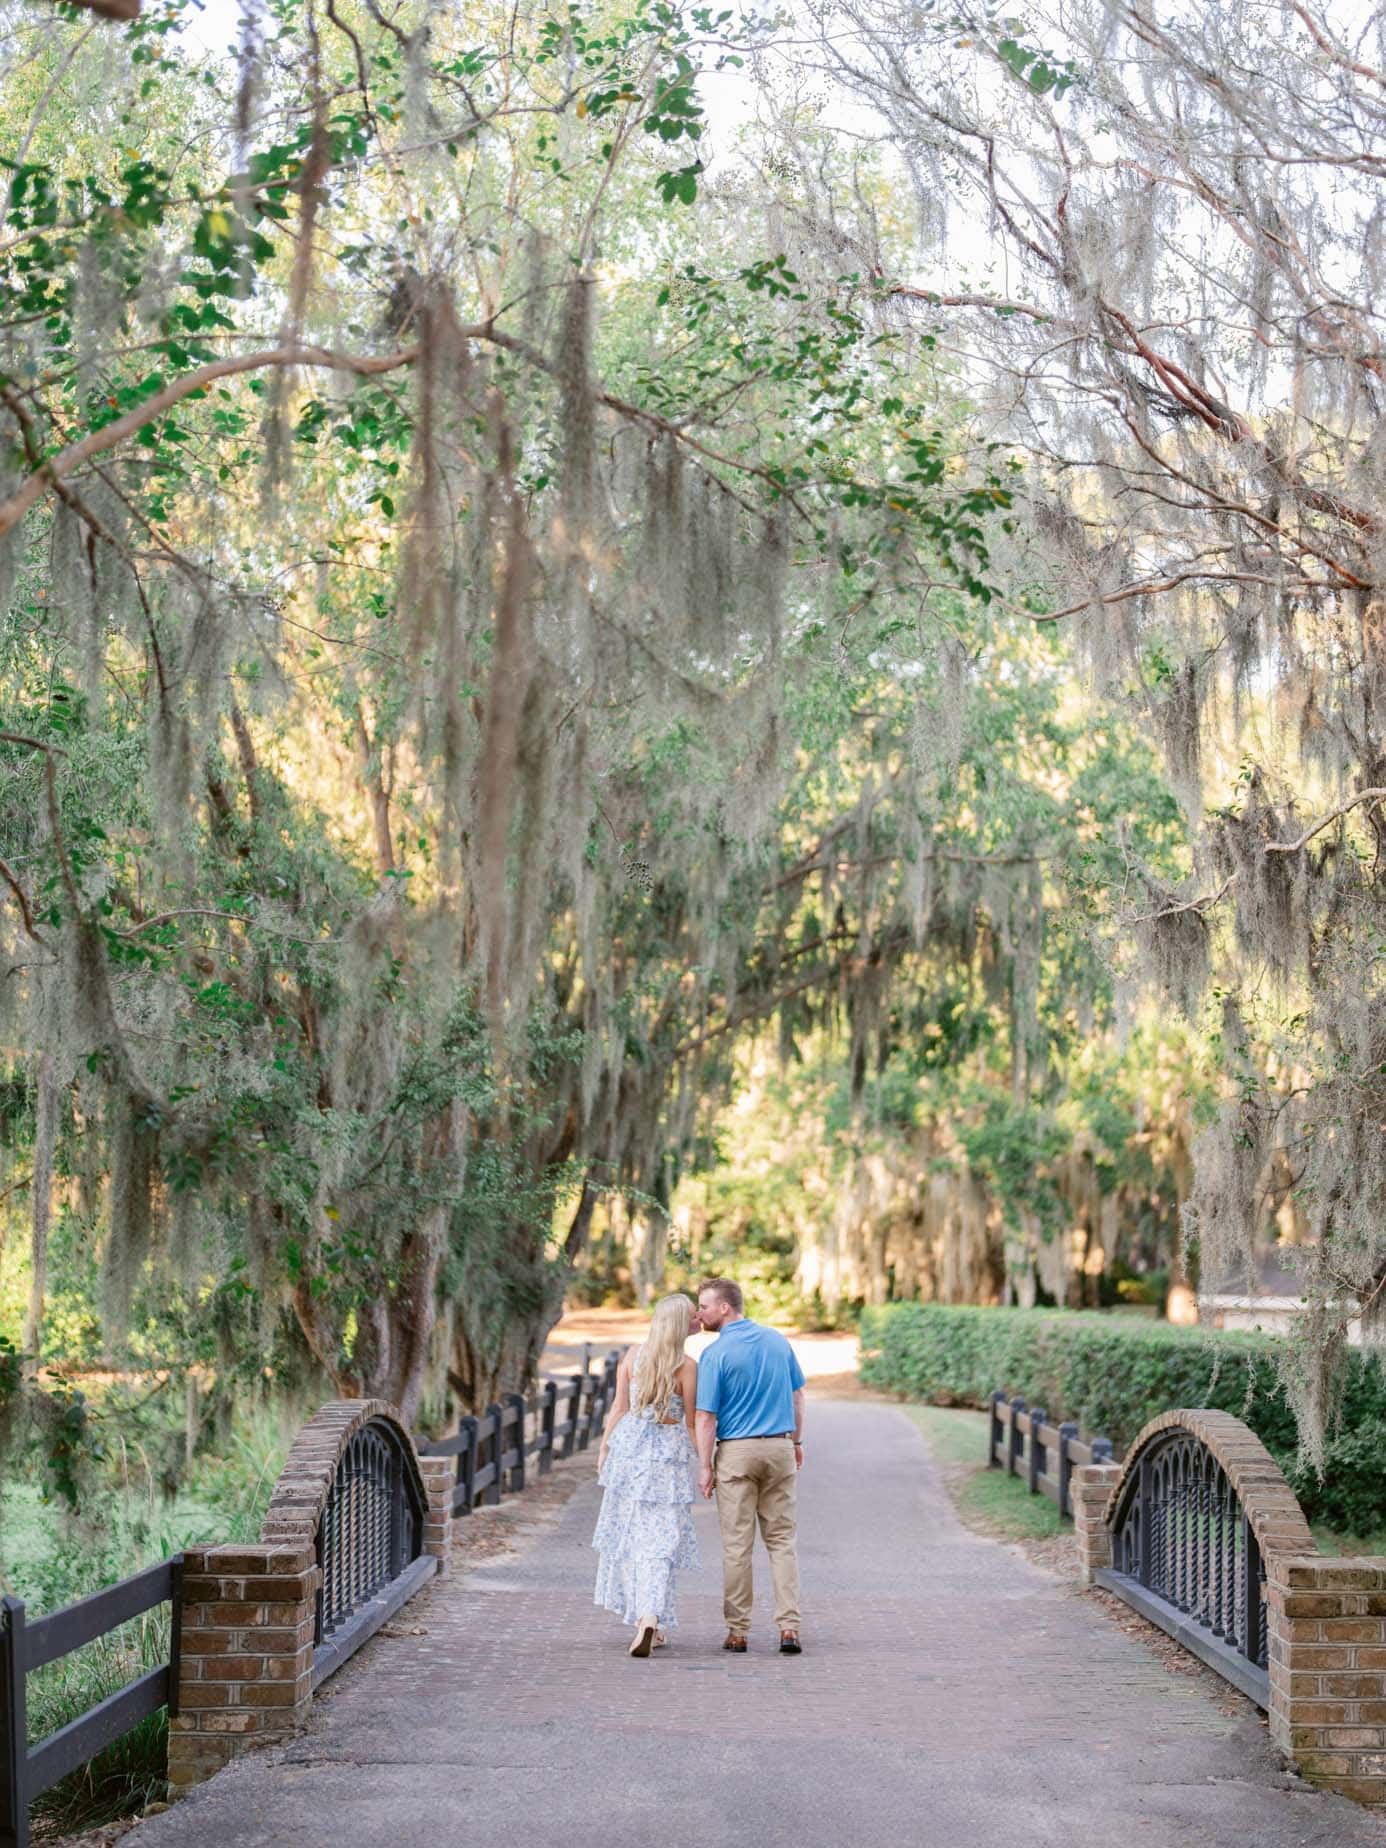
[
  {"xmin": 314, "ymin": 1419, "xmax": 428, "ymax": 1682},
  {"xmin": 1097, "ymin": 1427, "xmax": 1268, "ymax": 1708}
]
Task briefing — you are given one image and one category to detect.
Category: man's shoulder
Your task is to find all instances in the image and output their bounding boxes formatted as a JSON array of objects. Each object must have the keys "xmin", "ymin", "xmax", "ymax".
[{"xmin": 754, "ymin": 1322, "xmax": 794, "ymax": 1353}]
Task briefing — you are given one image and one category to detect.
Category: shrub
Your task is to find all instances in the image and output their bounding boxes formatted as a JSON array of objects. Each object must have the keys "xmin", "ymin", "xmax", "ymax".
[{"xmin": 859, "ymin": 1303, "xmax": 1386, "ymax": 1534}]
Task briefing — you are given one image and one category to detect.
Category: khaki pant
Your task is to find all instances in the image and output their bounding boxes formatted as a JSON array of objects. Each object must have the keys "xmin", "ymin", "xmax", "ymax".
[{"xmin": 714, "ymin": 1436, "xmax": 801, "ymax": 1634}]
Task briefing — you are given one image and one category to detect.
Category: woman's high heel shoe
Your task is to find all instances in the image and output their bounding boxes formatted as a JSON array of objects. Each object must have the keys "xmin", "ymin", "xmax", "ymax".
[{"xmin": 629, "ymin": 1616, "xmax": 658, "ymax": 1657}]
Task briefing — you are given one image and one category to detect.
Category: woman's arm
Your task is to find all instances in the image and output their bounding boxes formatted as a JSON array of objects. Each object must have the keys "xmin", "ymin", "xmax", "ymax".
[
  {"xmin": 680, "ymin": 1357, "xmax": 698, "ymax": 1440},
  {"xmin": 597, "ymin": 1353, "xmax": 633, "ymax": 1467}
]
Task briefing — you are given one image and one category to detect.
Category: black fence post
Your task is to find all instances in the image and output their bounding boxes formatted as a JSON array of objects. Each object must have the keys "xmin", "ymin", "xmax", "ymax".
[
  {"xmin": 1008, "ymin": 1397, "xmax": 1026, "ymax": 1477},
  {"xmin": 539, "ymin": 1381, "xmax": 557, "ymax": 1475},
  {"xmin": 590, "ymin": 1364, "xmax": 612, "ymax": 1446},
  {"xmin": 457, "ymin": 1414, "xmax": 478, "ymax": 1515},
  {"xmin": 1028, "ymin": 1407, "xmax": 1047, "ymax": 1496},
  {"xmin": 1, "ymin": 1593, "xmax": 28, "ymax": 1848},
  {"xmin": 988, "ymin": 1389, "xmax": 1005, "ymax": 1468},
  {"xmin": 576, "ymin": 1377, "xmax": 593, "ymax": 1452},
  {"xmin": 484, "ymin": 1404, "xmax": 504, "ymax": 1505},
  {"xmin": 167, "ymin": 1555, "xmax": 183, "ymax": 1719},
  {"xmin": 1057, "ymin": 1421, "xmax": 1078, "ymax": 1519},
  {"xmin": 506, "ymin": 1392, "xmax": 527, "ymax": 1493},
  {"xmin": 561, "ymin": 1379, "xmax": 578, "ymax": 1460},
  {"xmin": 1092, "ymin": 1435, "xmax": 1114, "ymax": 1464}
]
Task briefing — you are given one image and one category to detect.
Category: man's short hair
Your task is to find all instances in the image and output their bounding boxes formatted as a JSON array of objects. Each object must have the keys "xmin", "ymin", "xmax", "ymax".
[{"xmin": 700, "ymin": 1276, "xmax": 743, "ymax": 1314}]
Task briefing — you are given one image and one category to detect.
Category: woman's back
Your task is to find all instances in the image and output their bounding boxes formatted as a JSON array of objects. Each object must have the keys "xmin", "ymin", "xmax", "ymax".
[
  {"xmin": 592, "ymin": 1293, "xmax": 700, "ymax": 1650},
  {"xmin": 632, "ymin": 1344, "xmax": 686, "ymax": 1422}
]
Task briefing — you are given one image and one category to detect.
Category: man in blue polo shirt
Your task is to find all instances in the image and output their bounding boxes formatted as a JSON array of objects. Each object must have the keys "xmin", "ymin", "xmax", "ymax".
[{"xmin": 694, "ymin": 1276, "xmax": 806, "ymax": 1655}]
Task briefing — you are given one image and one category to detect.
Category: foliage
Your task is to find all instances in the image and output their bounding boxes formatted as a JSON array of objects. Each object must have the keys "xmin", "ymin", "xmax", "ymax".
[
  {"xmin": 2, "ymin": 1401, "xmax": 287, "ymax": 1831},
  {"xmin": 0, "ymin": 0, "xmax": 1029, "ymax": 1434},
  {"xmin": 860, "ymin": 1303, "xmax": 1386, "ymax": 1532},
  {"xmin": 791, "ymin": 0, "xmax": 1386, "ymax": 1457},
  {"xmin": 5, "ymin": 0, "xmax": 1370, "ymax": 1576}
]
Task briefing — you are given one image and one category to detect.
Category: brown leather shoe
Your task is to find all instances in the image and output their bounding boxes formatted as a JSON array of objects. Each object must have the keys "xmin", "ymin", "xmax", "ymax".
[
  {"xmin": 779, "ymin": 1630, "xmax": 802, "ymax": 1654},
  {"xmin": 722, "ymin": 1632, "xmax": 747, "ymax": 1653}
]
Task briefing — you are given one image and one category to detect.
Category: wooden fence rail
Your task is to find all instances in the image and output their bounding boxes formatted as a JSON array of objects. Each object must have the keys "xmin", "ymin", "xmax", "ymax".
[
  {"xmin": 986, "ymin": 1389, "xmax": 1116, "ymax": 1519},
  {"xmin": 0, "ymin": 1558, "xmax": 181, "ymax": 1848},
  {"xmin": 418, "ymin": 1351, "xmax": 621, "ymax": 1515}
]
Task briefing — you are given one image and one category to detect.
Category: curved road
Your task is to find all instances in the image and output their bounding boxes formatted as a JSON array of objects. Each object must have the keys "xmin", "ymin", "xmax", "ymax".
[{"xmin": 138, "ymin": 1400, "xmax": 1384, "ymax": 1847}]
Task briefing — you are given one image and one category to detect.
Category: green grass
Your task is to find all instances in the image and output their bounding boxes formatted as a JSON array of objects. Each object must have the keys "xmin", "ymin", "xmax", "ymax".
[
  {"xmin": 1313, "ymin": 1525, "xmax": 1386, "ymax": 1558},
  {"xmin": 903, "ymin": 1404, "xmax": 1065, "ymax": 1542},
  {"xmin": 3, "ymin": 1404, "xmax": 293, "ymax": 1837}
]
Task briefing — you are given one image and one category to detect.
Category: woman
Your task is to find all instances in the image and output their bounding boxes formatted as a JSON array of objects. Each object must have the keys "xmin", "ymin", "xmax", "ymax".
[{"xmin": 592, "ymin": 1294, "xmax": 700, "ymax": 1657}]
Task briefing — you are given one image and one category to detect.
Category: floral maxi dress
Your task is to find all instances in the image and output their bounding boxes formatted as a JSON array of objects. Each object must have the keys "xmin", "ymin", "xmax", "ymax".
[{"xmin": 591, "ymin": 1364, "xmax": 699, "ymax": 1629}]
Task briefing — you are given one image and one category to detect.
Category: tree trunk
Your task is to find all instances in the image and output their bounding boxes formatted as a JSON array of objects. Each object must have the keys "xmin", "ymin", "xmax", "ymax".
[
  {"xmin": 23, "ymin": 1052, "xmax": 59, "ymax": 1369},
  {"xmin": 447, "ymin": 1183, "xmax": 595, "ymax": 1410},
  {"xmin": 449, "ymin": 1244, "xmax": 568, "ymax": 1409}
]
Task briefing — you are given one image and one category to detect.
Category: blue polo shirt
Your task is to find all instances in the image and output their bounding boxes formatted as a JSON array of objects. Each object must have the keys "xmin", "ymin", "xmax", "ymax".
[{"xmin": 696, "ymin": 1318, "xmax": 805, "ymax": 1439}]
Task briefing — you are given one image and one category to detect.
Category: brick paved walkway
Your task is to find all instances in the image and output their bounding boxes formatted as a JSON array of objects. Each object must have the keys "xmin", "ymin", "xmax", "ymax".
[{"xmin": 138, "ymin": 1401, "xmax": 1385, "ymax": 1847}]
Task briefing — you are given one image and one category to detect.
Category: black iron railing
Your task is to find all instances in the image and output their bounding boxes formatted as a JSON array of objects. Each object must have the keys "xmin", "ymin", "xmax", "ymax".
[
  {"xmin": 312, "ymin": 1417, "xmax": 427, "ymax": 1688},
  {"xmin": 0, "ymin": 1558, "xmax": 181, "ymax": 1848},
  {"xmin": 1096, "ymin": 1427, "xmax": 1269, "ymax": 1707},
  {"xmin": 318, "ymin": 1420, "xmax": 420, "ymax": 1640},
  {"xmin": 986, "ymin": 1390, "xmax": 1114, "ymax": 1517}
]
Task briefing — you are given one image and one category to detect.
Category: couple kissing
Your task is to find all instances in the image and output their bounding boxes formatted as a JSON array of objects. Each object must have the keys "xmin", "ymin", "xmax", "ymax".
[{"xmin": 592, "ymin": 1277, "xmax": 805, "ymax": 1659}]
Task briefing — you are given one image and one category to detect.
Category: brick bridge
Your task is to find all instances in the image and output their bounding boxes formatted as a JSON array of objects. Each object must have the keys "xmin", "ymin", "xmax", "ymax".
[{"xmin": 134, "ymin": 1395, "xmax": 1384, "ymax": 1848}]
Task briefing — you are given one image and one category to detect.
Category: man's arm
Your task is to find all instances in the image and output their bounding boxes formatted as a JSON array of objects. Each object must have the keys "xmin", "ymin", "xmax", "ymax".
[
  {"xmin": 695, "ymin": 1409, "xmax": 718, "ymax": 1498},
  {"xmin": 694, "ymin": 1350, "xmax": 720, "ymax": 1499},
  {"xmin": 792, "ymin": 1386, "xmax": 805, "ymax": 1469}
]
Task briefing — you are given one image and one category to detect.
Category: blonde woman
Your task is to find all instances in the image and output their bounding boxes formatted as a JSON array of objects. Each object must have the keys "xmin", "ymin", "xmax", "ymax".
[{"xmin": 592, "ymin": 1295, "xmax": 700, "ymax": 1656}]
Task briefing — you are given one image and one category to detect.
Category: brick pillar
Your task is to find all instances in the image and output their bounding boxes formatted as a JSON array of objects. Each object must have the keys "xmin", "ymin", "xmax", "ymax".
[
  {"xmin": 167, "ymin": 1544, "xmax": 318, "ymax": 1794},
  {"xmin": 1267, "ymin": 1553, "xmax": 1386, "ymax": 1807},
  {"xmin": 1072, "ymin": 1462, "xmax": 1122, "ymax": 1583},
  {"xmin": 418, "ymin": 1455, "xmax": 454, "ymax": 1579}
]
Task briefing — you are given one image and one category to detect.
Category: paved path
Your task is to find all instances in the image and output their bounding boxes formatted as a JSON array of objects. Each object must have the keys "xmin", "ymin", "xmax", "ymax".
[{"xmin": 139, "ymin": 1401, "xmax": 1385, "ymax": 1848}]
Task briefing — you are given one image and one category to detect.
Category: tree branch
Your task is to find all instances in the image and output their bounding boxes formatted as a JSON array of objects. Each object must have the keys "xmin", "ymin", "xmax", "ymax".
[
  {"xmin": 1264, "ymin": 790, "xmax": 1386, "ymax": 854},
  {"xmin": 0, "ymin": 856, "xmax": 46, "ymax": 943}
]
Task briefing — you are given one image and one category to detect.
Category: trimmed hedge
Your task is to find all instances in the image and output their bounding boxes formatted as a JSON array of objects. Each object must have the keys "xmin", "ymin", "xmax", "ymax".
[{"xmin": 859, "ymin": 1302, "xmax": 1386, "ymax": 1535}]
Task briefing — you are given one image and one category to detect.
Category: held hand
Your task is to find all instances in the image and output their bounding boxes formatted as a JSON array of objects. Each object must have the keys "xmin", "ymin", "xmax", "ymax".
[
  {"xmin": 699, "ymin": 1465, "xmax": 715, "ymax": 1501},
  {"xmin": 598, "ymin": 1445, "xmax": 608, "ymax": 1471},
  {"xmin": 793, "ymin": 1441, "xmax": 804, "ymax": 1471}
]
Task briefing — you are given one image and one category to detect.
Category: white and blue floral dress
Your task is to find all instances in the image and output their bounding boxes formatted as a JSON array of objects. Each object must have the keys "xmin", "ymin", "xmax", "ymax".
[{"xmin": 592, "ymin": 1358, "xmax": 699, "ymax": 1629}]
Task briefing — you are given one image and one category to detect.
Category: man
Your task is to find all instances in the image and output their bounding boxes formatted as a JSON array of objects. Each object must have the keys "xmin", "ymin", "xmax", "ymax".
[{"xmin": 694, "ymin": 1276, "xmax": 805, "ymax": 1655}]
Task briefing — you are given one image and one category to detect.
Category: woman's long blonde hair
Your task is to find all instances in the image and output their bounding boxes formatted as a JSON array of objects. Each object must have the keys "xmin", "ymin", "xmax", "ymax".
[{"xmin": 631, "ymin": 1295, "xmax": 691, "ymax": 1422}]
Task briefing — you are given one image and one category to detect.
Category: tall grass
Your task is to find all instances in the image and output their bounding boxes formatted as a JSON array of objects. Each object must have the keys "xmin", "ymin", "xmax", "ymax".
[{"xmin": 4, "ymin": 1406, "xmax": 293, "ymax": 1837}]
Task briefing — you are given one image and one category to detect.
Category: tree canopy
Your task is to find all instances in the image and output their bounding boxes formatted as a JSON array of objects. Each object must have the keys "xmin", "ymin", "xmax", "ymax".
[{"xmin": 1, "ymin": 0, "xmax": 1381, "ymax": 1480}]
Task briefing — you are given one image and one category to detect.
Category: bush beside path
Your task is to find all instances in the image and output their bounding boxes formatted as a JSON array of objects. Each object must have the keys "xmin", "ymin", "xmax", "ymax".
[{"xmin": 862, "ymin": 1303, "xmax": 1386, "ymax": 1534}]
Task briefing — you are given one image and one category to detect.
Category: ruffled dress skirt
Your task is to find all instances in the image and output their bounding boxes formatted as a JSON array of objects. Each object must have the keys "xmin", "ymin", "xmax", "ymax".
[{"xmin": 592, "ymin": 1410, "xmax": 699, "ymax": 1628}]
